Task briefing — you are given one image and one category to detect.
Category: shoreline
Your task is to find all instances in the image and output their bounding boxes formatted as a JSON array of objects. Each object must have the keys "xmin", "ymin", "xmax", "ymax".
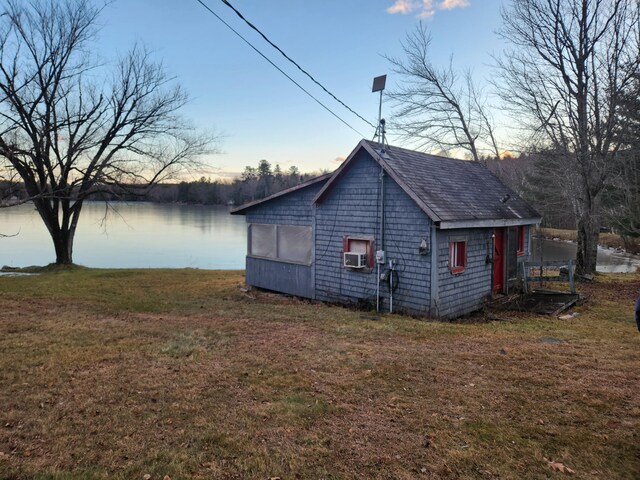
[
  {"xmin": 532, "ymin": 234, "xmax": 640, "ymax": 274},
  {"xmin": 533, "ymin": 233, "xmax": 640, "ymax": 258},
  {"xmin": 534, "ymin": 227, "xmax": 640, "ymax": 257}
]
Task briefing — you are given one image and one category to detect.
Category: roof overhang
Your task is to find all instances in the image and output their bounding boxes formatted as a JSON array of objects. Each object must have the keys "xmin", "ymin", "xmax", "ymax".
[
  {"xmin": 437, "ymin": 217, "xmax": 542, "ymax": 230},
  {"xmin": 230, "ymin": 172, "xmax": 332, "ymax": 215}
]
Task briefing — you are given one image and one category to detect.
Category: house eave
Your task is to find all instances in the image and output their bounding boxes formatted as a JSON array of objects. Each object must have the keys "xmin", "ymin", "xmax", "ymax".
[
  {"xmin": 231, "ymin": 172, "xmax": 332, "ymax": 215},
  {"xmin": 437, "ymin": 217, "xmax": 542, "ymax": 230}
]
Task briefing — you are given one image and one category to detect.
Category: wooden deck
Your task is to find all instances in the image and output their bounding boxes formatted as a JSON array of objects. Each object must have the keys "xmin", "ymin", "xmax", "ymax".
[{"xmin": 491, "ymin": 289, "xmax": 584, "ymax": 316}]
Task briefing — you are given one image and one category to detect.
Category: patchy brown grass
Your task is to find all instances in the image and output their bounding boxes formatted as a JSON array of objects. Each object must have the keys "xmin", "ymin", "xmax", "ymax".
[{"xmin": 0, "ymin": 269, "xmax": 639, "ymax": 479}]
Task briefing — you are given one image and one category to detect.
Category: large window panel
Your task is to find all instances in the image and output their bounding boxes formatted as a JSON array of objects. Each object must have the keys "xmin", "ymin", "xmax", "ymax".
[
  {"xmin": 248, "ymin": 223, "xmax": 312, "ymax": 265},
  {"xmin": 278, "ymin": 225, "xmax": 312, "ymax": 264},
  {"xmin": 249, "ymin": 224, "xmax": 277, "ymax": 259}
]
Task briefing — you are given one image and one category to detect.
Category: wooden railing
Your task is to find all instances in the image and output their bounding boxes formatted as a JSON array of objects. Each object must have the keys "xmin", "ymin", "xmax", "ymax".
[{"xmin": 522, "ymin": 259, "xmax": 576, "ymax": 294}]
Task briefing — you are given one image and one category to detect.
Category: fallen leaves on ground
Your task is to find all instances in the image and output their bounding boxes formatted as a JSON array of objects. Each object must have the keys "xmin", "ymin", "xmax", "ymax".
[{"xmin": 545, "ymin": 457, "xmax": 576, "ymax": 474}]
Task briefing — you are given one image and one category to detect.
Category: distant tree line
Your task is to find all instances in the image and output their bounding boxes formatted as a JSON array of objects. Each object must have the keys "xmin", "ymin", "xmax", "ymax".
[{"xmin": 1, "ymin": 159, "xmax": 318, "ymax": 207}]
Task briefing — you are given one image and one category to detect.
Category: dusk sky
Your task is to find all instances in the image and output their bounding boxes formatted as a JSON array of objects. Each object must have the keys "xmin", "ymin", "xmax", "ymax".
[{"xmin": 97, "ymin": 0, "xmax": 505, "ymax": 179}]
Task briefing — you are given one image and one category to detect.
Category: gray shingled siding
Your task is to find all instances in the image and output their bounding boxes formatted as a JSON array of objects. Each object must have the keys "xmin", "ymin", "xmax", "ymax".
[
  {"xmin": 238, "ymin": 149, "xmax": 536, "ymax": 319},
  {"xmin": 243, "ymin": 182, "xmax": 325, "ymax": 298},
  {"xmin": 315, "ymin": 151, "xmax": 432, "ymax": 314},
  {"xmin": 246, "ymin": 257, "xmax": 314, "ymax": 298},
  {"xmin": 436, "ymin": 228, "xmax": 493, "ymax": 319},
  {"xmin": 244, "ymin": 182, "xmax": 322, "ymax": 226}
]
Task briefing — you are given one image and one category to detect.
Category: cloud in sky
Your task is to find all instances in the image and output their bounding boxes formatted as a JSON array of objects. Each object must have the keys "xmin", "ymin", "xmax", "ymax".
[
  {"xmin": 387, "ymin": 0, "xmax": 422, "ymax": 15},
  {"xmin": 439, "ymin": 0, "xmax": 470, "ymax": 10},
  {"xmin": 386, "ymin": 0, "xmax": 469, "ymax": 18}
]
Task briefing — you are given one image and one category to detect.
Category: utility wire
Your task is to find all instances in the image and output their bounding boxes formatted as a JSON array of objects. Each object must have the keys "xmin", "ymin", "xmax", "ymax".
[
  {"xmin": 194, "ymin": 0, "xmax": 367, "ymax": 137},
  {"xmin": 218, "ymin": 0, "xmax": 376, "ymax": 130}
]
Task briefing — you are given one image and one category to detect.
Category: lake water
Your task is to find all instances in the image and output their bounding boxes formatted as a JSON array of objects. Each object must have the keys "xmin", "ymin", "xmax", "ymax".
[
  {"xmin": 0, "ymin": 202, "xmax": 247, "ymax": 269},
  {"xmin": 532, "ymin": 238, "xmax": 640, "ymax": 273},
  {"xmin": 1, "ymin": 202, "xmax": 638, "ymax": 272}
]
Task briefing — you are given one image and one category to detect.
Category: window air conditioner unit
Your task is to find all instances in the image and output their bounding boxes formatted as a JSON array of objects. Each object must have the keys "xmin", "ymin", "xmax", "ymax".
[{"xmin": 344, "ymin": 252, "xmax": 367, "ymax": 268}]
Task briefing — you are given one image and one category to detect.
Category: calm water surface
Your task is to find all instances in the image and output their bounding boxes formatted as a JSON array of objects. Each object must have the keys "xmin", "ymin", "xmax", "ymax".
[
  {"xmin": 1, "ymin": 203, "xmax": 638, "ymax": 272},
  {"xmin": 532, "ymin": 237, "xmax": 640, "ymax": 273},
  {"xmin": 0, "ymin": 202, "xmax": 247, "ymax": 269}
]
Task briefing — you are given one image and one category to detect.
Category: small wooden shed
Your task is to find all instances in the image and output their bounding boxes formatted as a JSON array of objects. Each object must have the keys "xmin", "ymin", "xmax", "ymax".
[{"xmin": 232, "ymin": 140, "xmax": 541, "ymax": 319}]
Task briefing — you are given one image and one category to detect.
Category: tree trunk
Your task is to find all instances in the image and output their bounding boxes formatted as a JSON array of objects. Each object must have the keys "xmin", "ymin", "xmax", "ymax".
[
  {"xmin": 575, "ymin": 208, "xmax": 600, "ymax": 275},
  {"xmin": 52, "ymin": 229, "xmax": 74, "ymax": 265},
  {"xmin": 30, "ymin": 197, "xmax": 79, "ymax": 266}
]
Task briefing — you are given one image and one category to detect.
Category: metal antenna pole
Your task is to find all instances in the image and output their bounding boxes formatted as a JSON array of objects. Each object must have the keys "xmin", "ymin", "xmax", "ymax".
[
  {"xmin": 372, "ymin": 74, "xmax": 387, "ymax": 313},
  {"xmin": 378, "ymin": 90, "xmax": 383, "ymax": 141},
  {"xmin": 372, "ymin": 75, "xmax": 387, "ymax": 142}
]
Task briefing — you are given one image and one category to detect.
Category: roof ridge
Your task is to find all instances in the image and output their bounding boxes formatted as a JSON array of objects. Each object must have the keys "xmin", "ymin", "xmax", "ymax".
[{"xmin": 364, "ymin": 139, "xmax": 481, "ymax": 165}]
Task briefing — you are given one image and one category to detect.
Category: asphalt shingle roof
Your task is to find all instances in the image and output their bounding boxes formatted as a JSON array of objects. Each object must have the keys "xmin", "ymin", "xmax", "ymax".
[{"xmin": 361, "ymin": 140, "xmax": 540, "ymax": 224}]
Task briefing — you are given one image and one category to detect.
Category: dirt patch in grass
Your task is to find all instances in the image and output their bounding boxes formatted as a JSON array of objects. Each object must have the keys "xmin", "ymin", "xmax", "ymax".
[{"xmin": 0, "ymin": 270, "xmax": 639, "ymax": 479}]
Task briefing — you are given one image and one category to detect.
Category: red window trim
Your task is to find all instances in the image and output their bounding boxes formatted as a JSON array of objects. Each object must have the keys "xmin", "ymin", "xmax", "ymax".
[
  {"xmin": 343, "ymin": 235, "xmax": 375, "ymax": 269},
  {"xmin": 449, "ymin": 241, "xmax": 467, "ymax": 274},
  {"xmin": 516, "ymin": 226, "xmax": 525, "ymax": 256}
]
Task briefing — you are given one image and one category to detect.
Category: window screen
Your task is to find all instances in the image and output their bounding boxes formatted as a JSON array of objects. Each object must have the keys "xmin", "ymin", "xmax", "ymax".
[
  {"xmin": 249, "ymin": 224, "xmax": 277, "ymax": 258},
  {"xmin": 278, "ymin": 225, "xmax": 312, "ymax": 264},
  {"xmin": 248, "ymin": 224, "xmax": 312, "ymax": 265}
]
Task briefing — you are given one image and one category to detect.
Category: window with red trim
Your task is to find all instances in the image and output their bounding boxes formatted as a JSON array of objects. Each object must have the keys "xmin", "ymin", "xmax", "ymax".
[
  {"xmin": 516, "ymin": 226, "xmax": 525, "ymax": 256},
  {"xmin": 449, "ymin": 241, "xmax": 466, "ymax": 274},
  {"xmin": 343, "ymin": 236, "xmax": 375, "ymax": 269}
]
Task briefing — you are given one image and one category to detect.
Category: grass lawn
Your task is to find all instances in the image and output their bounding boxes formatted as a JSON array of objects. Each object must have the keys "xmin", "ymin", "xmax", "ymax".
[{"xmin": 0, "ymin": 268, "xmax": 639, "ymax": 479}]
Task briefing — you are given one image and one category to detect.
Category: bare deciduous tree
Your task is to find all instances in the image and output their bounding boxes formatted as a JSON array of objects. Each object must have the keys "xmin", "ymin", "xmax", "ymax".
[
  {"xmin": 496, "ymin": 0, "xmax": 639, "ymax": 274},
  {"xmin": 386, "ymin": 23, "xmax": 500, "ymax": 163},
  {"xmin": 604, "ymin": 73, "xmax": 640, "ymax": 244},
  {"xmin": 0, "ymin": 0, "xmax": 216, "ymax": 265}
]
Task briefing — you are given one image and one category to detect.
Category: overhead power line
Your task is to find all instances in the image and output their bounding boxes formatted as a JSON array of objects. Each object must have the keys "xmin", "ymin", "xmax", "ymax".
[
  {"xmin": 218, "ymin": 0, "xmax": 376, "ymax": 130},
  {"xmin": 193, "ymin": 0, "xmax": 369, "ymax": 138}
]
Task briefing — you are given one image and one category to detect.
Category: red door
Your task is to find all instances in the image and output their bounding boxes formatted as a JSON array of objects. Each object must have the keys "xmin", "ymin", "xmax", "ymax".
[{"xmin": 493, "ymin": 228, "xmax": 505, "ymax": 295}]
